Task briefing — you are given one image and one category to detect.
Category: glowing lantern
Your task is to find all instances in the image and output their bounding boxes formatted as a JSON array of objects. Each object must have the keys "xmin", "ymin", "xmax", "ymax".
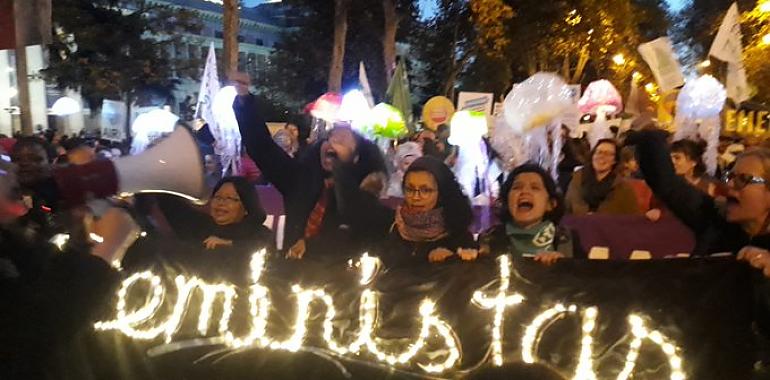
[
  {"xmin": 337, "ymin": 90, "xmax": 370, "ymax": 131},
  {"xmin": 309, "ymin": 92, "xmax": 342, "ymax": 122},
  {"xmin": 448, "ymin": 110, "xmax": 487, "ymax": 146},
  {"xmin": 503, "ymin": 72, "xmax": 572, "ymax": 134},
  {"xmin": 51, "ymin": 96, "xmax": 81, "ymax": 116},
  {"xmin": 368, "ymin": 103, "xmax": 407, "ymax": 139},
  {"xmin": 673, "ymin": 75, "xmax": 726, "ymax": 175},
  {"xmin": 578, "ymin": 80, "xmax": 622, "ymax": 147},
  {"xmin": 130, "ymin": 108, "xmax": 179, "ymax": 154}
]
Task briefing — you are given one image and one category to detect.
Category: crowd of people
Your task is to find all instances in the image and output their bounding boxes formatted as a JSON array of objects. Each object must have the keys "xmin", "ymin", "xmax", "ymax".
[{"xmin": 5, "ymin": 74, "xmax": 770, "ymax": 378}]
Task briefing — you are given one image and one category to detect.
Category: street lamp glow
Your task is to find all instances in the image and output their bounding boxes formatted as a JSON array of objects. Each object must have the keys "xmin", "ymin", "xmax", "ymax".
[
  {"xmin": 760, "ymin": 1, "xmax": 770, "ymax": 13},
  {"xmin": 762, "ymin": 33, "xmax": 770, "ymax": 46},
  {"xmin": 612, "ymin": 53, "xmax": 626, "ymax": 66},
  {"xmin": 632, "ymin": 72, "xmax": 642, "ymax": 82}
]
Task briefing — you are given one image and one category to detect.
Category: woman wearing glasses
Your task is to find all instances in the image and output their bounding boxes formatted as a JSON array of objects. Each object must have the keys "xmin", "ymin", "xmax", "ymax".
[
  {"xmin": 564, "ymin": 139, "xmax": 641, "ymax": 215},
  {"xmin": 157, "ymin": 176, "xmax": 271, "ymax": 251},
  {"xmin": 631, "ymin": 128, "xmax": 770, "ymax": 259},
  {"xmin": 336, "ymin": 156, "xmax": 477, "ymax": 267}
]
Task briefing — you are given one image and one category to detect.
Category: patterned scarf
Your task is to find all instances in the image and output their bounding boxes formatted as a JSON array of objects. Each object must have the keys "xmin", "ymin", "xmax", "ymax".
[
  {"xmin": 394, "ymin": 206, "xmax": 448, "ymax": 242},
  {"xmin": 505, "ymin": 221, "xmax": 556, "ymax": 257}
]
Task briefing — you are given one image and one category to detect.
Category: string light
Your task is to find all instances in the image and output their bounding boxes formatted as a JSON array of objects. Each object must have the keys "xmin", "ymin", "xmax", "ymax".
[
  {"xmin": 224, "ymin": 249, "xmax": 271, "ymax": 348},
  {"xmin": 50, "ymin": 233, "xmax": 70, "ymax": 250},
  {"xmin": 617, "ymin": 314, "xmax": 686, "ymax": 380},
  {"xmin": 96, "ymin": 251, "xmax": 685, "ymax": 377},
  {"xmin": 471, "ymin": 255, "xmax": 525, "ymax": 366},
  {"xmin": 94, "ymin": 271, "xmax": 167, "ymax": 339},
  {"xmin": 574, "ymin": 307, "xmax": 598, "ymax": 380}
]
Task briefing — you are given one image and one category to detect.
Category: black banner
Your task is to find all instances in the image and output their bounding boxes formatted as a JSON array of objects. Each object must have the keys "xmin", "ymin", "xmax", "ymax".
[{"xmin": 62, "ymin": 241, "xmax": 758, "ymax": 380}]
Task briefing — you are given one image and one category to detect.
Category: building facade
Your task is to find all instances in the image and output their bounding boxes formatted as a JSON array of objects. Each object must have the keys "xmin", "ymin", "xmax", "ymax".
[{"xmin": 0, "ymin": 0, "xmax": 288, "ymax": 137}]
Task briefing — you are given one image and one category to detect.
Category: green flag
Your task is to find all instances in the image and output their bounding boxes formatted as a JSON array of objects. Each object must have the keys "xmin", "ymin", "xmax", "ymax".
[{"xmin": 386, "ymin": 60, "xmax": 413, "ymax": 132}]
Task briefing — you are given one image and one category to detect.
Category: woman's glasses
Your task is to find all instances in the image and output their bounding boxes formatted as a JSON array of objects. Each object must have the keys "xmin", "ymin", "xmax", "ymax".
[
  {"xmin": 404, "ymin": 187, "xmax": 437, "ymax": 197},
  {"xmin": 722, "ymin": 171, "xmax": 768, "ymax": 190}
]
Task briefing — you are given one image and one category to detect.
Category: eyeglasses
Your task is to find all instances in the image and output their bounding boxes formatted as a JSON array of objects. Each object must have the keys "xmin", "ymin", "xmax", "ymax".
[
  {"xmin": 404, "ymin": 187, "xmax": 437, "ymax": 197},
  {"xmin": 722, "ymin": 171, "xmax": 768, "ymax": 190},
  {"xmin": 212, "ymin": 195, "xmax": 241, "ymax": 205}
]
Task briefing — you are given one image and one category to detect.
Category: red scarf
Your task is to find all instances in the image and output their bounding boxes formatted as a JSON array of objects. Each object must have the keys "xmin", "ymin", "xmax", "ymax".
[{"xmin": 394, "ymin": 206, "xmax": 448, "ymax": 242}]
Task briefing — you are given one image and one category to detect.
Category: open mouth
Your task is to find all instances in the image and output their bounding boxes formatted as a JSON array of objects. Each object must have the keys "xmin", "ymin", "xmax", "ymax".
[
  {"xmin": 517, "ymin": 200, "xmax": 534, "ymax": 212},
  {"xmin": 324, "ymin": 150, "xmax": 338, "ymax": 160}
]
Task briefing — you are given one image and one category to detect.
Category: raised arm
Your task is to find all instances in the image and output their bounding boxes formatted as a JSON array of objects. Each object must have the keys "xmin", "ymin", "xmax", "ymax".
[
  {"xmin": 233, "ymin": 93, "xmax": 301, "ymax": 195},
  {"xmin": 631, "ymin": 129, "xmax": 718, "ymax": 233}
]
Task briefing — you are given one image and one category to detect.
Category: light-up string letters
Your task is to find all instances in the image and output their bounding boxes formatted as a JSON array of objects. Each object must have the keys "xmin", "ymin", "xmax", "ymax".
[{"xmin": 96, "ymin": 252, "xmax": 686, "ymax": 378}]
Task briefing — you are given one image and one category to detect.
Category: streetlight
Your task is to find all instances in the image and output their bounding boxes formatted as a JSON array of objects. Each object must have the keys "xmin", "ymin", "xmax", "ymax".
[
  {"xmin": 761, "ymin": 1, "xmax": 770, "ymax": 13},
  {"xmin": 612, "ymin": 53, "xmax": 626, "ymax": 66},
  {"xmin": 763, "ymin": 33, "xmax": 770, "ymax": 45}
]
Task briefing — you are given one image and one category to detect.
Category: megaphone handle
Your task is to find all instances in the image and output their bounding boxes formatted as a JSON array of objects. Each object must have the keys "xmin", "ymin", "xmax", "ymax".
[{"xmin": 53, "ymin": 160, "xmax": 119, "ymax": 208}]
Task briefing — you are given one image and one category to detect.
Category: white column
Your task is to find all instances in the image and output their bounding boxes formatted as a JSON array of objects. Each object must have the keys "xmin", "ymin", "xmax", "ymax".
[
  {"xmin": 0, "ymin": 50, "xmax": 12, "ymax": 136},
  {"xmin": 25, "ymin": 45, "xmax": 48, "ymax": 132}
]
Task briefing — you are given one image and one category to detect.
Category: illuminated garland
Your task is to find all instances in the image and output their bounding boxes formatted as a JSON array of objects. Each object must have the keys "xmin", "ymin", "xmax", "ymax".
[{"xmin": 95, "ymin": 251, "xmax": 686, "ymax": 377}]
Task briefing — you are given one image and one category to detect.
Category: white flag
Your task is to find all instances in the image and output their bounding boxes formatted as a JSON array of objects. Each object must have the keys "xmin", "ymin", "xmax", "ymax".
[
  {"xmin": 196, "ymin": 42, "xmax": 220, "ymax": 128},
  {"xmin": 709, "ymin": 3, "xmax": 743, "ymax": 63},
  {"xmin": 709, "ymin": 3, "xmax": 749, "ymax": 103},
  {"xmin": 727, "ymin": 62, "xmax": 750, "ymax": 104},
  {"xmin": 195, "ymin": 42, "xmax": 241, "ymax": 173},
  {"xmin": 637, "ymin": 37, "xmax": 685, "ymax": 93},
  {"xmin": 359, "ymin": 61, "xmax": 375, "ymax": 108}
]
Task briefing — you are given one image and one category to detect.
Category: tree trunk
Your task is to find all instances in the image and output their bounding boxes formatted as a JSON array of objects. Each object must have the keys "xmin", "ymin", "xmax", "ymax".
[
  {"xmin": 382, "ymin": 0, "xmax": 398, "ymax": 83},
  {"xmin": 328, "ymin": 0, "xmax": 350, "ymax": 93},
  {"xmin": 223, "ymin": 0, "xmax": 240, "ymax": 78}
]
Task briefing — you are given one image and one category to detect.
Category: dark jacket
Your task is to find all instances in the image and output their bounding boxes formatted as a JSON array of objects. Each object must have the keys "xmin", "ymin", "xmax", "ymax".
[
  {"xmin": 478, "ymin": 223, "xmax": 582, "ymax": 259},
  {"xmin": 156, "ymin": 194, "xmax": 272, "ymax": 251},
  {"xmin": 233, "ymin": 94, "xmax": 385, "ymax": 258},
  {"xmin": 565, "ymin": 169, "xmax": 641, "ymax": 216},
  {"xmin": 634, "ymin": 130, "xmax": 770, "ymax": 255},
  {"xmin": 333, "ymin": 163, "xmax": 475, "ymax": 268},
  {"xmin": 0, "ymin": 224, "xmax": 118, "ymax": 379}
]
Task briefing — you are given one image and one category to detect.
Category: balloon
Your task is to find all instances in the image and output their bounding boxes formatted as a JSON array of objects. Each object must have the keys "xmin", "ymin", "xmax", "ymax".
[
  {"xmin": 578, "ymin": 80, "xmax": 623, "ymax": 115},
  {"xmin": 503, "ymin": 72, "xmax": 572, "ymax": 134},
  {"xmin": 368, "ymin": 103, "xmax": 407, "ymax": 139},
  {"xmin": 422, "ymin": 96, "xmax": 455, "ymax": 131}
]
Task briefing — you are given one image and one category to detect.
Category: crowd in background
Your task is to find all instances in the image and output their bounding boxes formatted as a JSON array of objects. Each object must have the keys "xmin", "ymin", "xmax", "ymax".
[{"xmin": 5, "ymin": 74, "xmax": 770, "ymax": 379}]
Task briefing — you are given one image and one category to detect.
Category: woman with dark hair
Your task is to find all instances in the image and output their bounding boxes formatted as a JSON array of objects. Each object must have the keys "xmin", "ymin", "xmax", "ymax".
[
  {"xmin": 157, "ymin": 176, "xmax": 271, "ymax": 251},
  {"xmin": 670, "ymin": 139, "xmax": 716, "ymax": 196},
  {"xmin": 479, "ymin": 164, "xmax": 580, "ymax": 264},
  {"xmin": 336, "ymin": 156, "xmax": 476, "ymax": 267},
  {"xmin": 565, "ymin": 138, "xmax": 640, "ymax": 215}
]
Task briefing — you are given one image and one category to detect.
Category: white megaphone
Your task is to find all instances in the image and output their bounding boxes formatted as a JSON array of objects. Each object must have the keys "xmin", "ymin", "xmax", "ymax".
[{"xmin": 53, "ymin": 127, "xmax": 207, "ymax": 207}]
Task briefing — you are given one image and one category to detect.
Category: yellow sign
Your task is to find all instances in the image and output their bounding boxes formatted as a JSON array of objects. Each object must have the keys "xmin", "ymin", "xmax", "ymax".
[
  {"xmin": 723, "ymin": 109, "xmax": 770, "ymax": 137},
  {"xmin": 422, "ymin": 96, "xmax": 455, "ymax": 131}
]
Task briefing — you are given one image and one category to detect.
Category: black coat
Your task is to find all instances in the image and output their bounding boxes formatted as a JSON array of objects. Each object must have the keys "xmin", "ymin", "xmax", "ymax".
[
  {"xmin": 634, "ymin": 130, "xmax": 770, "ymax": 255},
  {"xmin": 333, "ymin": 163, "xmax": 475, "ymax": 268},
  {"xmin": 0, "ymin": 224, "xmax": 118, "ymax": 379},
  {"xmin": 234, "ymin": 94, "xmax": 385, "ymax": 258}
]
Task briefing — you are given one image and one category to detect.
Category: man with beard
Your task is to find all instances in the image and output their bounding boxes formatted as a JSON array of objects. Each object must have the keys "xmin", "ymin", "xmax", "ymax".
[{"xmin": 232, "ymin": 73, "xmax": 386, "ymax": 260}]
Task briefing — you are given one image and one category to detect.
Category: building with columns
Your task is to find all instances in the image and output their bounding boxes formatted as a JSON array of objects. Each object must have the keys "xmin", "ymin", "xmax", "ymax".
[{"xmin": 0, "ymin": 0, "xmax": 289, "ymax": 137}]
